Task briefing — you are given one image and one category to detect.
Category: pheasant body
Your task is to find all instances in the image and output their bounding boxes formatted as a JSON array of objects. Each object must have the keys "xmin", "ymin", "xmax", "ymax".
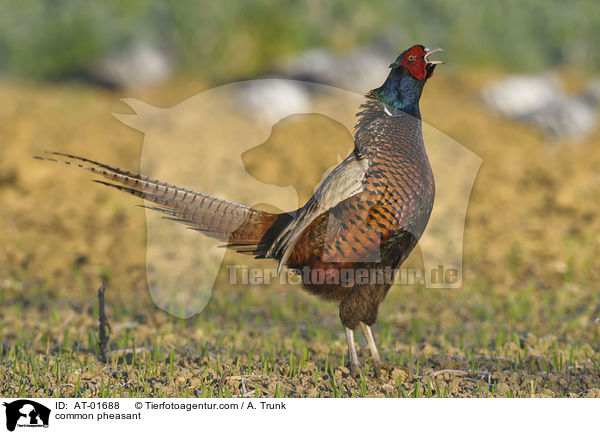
[
  {"xmin": 281, "ymin": 99, "xmax": 434, "ymax": 328},
  {"xmin": 38, "ymin": 44, "xmax": 443, "ymax": 376}
]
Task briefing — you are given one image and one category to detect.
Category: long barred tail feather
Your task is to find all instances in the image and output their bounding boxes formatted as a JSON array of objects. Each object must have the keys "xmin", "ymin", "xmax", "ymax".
[{"xmin": 34, "ymin": 152, "xmax": 292, "ymax": 257}]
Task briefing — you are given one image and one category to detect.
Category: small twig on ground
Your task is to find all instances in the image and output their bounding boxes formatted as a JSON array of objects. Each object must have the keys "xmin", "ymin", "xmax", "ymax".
[
  {"xmin": 218, "ymin": 367, "xmax": 230, "ymax": 392},
  {"xmin": 98, "ymin": 281, "xmax": 111, "ymax": 363}
]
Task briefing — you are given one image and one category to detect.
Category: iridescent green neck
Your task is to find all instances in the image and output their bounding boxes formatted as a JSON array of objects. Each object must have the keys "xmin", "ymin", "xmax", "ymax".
[{"xmin": 370, "ymin": 66, "xmax": 425, "ymax": 119}]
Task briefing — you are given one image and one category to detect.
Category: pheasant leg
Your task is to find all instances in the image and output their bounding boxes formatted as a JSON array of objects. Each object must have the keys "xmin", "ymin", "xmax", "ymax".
[
  {"xmin": 345, "ymin": 327, "xmax": 361, "ymax": 378},
  {"xmin": 360, "ymin": 322, "xmax": 395, "ymax": 376}
]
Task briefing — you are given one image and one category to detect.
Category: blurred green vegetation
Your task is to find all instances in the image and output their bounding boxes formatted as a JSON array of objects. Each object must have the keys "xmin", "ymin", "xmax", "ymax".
[{"xmin": 0, "ymin": 0, "xmax": 598, "ymax": 80}]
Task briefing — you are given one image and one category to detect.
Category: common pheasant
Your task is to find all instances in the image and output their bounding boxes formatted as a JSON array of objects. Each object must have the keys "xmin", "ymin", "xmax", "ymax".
[{"xmin": 37, "ymin": 44, "xmax": 443, "ymax": 377}]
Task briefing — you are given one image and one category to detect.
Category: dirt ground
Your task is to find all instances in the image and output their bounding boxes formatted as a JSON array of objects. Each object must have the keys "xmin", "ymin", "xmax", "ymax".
[{"xmin": 1, "ymin": 70, "xmax": 600, "ymax": 397}]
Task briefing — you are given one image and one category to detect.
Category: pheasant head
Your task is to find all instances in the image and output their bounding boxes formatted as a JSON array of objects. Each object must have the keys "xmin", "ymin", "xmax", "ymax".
[{"xmin": 370, "ymin": 45, "xmax": 444, "ymax": 118}]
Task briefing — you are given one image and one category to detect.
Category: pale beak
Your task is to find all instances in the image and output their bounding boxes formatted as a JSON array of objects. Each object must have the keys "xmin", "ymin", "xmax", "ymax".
[{"xmin": 424, "ymin": 47, "xmax": 444, "ymax": 65}]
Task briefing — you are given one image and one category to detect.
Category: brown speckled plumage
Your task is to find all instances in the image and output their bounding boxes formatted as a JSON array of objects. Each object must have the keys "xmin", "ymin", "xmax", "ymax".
[{"xmin": 283, "ymin": 98, "xmax": 434, "ymax": 329}]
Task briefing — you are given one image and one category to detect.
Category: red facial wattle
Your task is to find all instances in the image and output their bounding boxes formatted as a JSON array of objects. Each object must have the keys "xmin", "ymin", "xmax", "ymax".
[{"xmin": 400, "ymin": 45, "xmax": 428, "ymax": 80}]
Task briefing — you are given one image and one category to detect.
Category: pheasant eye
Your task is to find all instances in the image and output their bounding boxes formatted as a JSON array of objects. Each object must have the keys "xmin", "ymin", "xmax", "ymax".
[{"xmin": 408, "ymin": 55, "xmax": 416, "ymax": 61}]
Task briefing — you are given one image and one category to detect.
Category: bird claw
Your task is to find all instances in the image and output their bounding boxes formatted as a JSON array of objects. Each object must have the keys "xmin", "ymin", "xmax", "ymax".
[
  {"xmin": 371, "ymin": 359, "xmax": 392, "ymax": 378},
  {"xmin": 371, "ymin": 359, "xmax": 412, "ymax": 380},
  {"xmin": 374, "ymin": 359, "xmax": 395, "ymax": 371},
  {"xmin": 349, "ymin": 363, "xmax": 362, "ymax": 379}
]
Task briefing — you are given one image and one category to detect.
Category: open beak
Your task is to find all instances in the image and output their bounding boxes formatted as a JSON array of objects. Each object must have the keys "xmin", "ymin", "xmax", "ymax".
[{"xmin": 424, "ymin": 47, "xmax": 444, "ymax": 65}]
